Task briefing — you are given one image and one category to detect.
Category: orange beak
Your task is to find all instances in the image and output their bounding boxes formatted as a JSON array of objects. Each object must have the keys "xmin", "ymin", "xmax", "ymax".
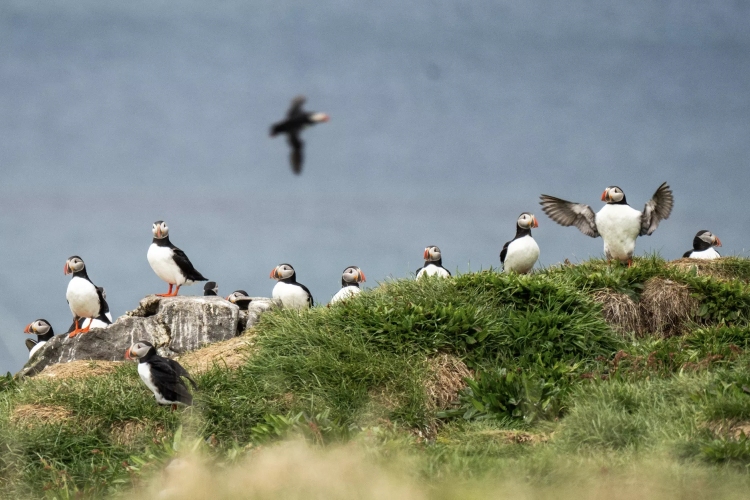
[
  {"xmin": 423, "ymin": 248, "xmax": 429, "ymax": 260},
  {"xmin": 533, "ymin": 216, "xmax": 539, "ymax": 228},
  {"xmin": 715, "ymin": 236, "xmax": 722, "ymax": 247},
  {"xmin": 601, "ymin": 189, "xmax": 608, "ymax": 202},
  {"xmin": 23, "ymin": 323, "xmax": 33, "ymax": 334},
  {"xmin": 64, "ymin": 262, "xmax": 70, "ymax": 275},
  {"xmin": 358, "ymin": 270, "xmax": 366, "ymax": 283},
  {"xmin": 321, "ymin": 114, "xmax": 330, "ymax": 122},
  {"xmin": 156, "ymin": 227, "xmax": 162, "ymax": 238},
  {"xmin": 124, "ymin": 348, "xmax": 132, "ymax": 360},
  {"xmin": 269, "ymin": 268, "xmax": 278, "ymax": 279}
]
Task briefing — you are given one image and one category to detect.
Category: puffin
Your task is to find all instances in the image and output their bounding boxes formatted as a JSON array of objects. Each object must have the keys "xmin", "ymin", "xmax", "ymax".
[
  {"xmin": 125, "ymin": 340, "xmax": 197, "ymax": 409},
  {"xmin": 226, "ymin": 290, "xmax": 253, "ymax": 310},
  {"xmin": 539, "ymin": 182, "xmax": 674, "ymax": 266},
  {"xmin": 203, "ymin": 281, "xmax": 218, "ymax": 296},
  {"xmin": 147, "ymin": 220, "xmax": 208, "ymax": 297},
  {"xmin": 330, "ymin": 266, "xmax": 366, "ymax": 304},
  {"xmin": 270, "ymin": 263, "xmax": 313, "ymax": 309},
  {"xmin": 23, "ymin": 319, "xmax": 55, "ymax": 358},
  {"xmin": 64, "ymin": 256, "xmax": 112, "ymax": 337},
  {"xmin": 683, "ymin": 230, "xmax": 722, "ymax": 259},
  {"xmin": 269, "ymin": 95, "xmax": 330, "ymax": 174},
  {"xmin": 416, "ymin": 246, "xmax": 451, "ymax": 278},
  {"xmin": 501, "ymin": 213, "xmax": 540, "ymax": 274}
]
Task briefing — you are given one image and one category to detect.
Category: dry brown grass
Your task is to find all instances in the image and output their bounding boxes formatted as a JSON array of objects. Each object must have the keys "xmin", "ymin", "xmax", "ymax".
[
  {"xmin": 476, "ymin": 429, "xmax": 551, "ymax": 445},
  {"xmin": 592, "ymin": 289, "xmax": 644, "ymax": 335},
  {"xmin": 11, "ymin": 404, "xmax": 74, "ymax": 427},
  {"xmin": 176, "ymin": 334, "xmax": 256, "ymax": 374},
  {"xmin": 639, "ymin": 277, "xmax": 699, "ymax": 337},
  {"xmin": 423, "ymin": 353, "xmax": 472, "ymax": 411},
  {"xmin": 110, "ymin": 420, "xmax": 167, "ymax": 446},
  {"xmin": 37, "ymin": 360, "xmax": 122, "ymax": 380},
  {"xmin": 669, "ymin": 257, "xmax": 738, "ymax": 281},
  {"xmin": 705, "ymin": 419, "xmax": 750, "ymax": 440}
]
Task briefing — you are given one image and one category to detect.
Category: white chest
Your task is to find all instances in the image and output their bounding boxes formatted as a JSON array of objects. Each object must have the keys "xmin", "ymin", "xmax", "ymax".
[
  {"xmin": 148, "ymin": 244, "xmax": 187, "ymax": 285},
  {"xmin": 29, "ymin": 341, "xmax": 46, "ymax": 359},
  {"xmin": 504, "ymin": 235, "xmax": 540, "ymax": 274},
  {"xmin": 138, "ymin": 363, "xmax": 168, "ymax": 404},
  {"xmin": 417, "ymin": 264, "xmax": 450, "ymax": 278},
  {"xmin": 66, "ymin": 277, "xmax": 100, "ymax": 318},
  {"xmin": 272, "ymin": 281, "xmax": 311, "ymax": 309},
  {"xmin": 689, "ymin": 248, "xmax": 721, "ymax": 260},
  {"xmin": 595, "ymin": 204, "xmax": 642, "ymax": 260},
  {"xmin": 330, "ymin": 285, "xmax": 361, "ymax": 304}
]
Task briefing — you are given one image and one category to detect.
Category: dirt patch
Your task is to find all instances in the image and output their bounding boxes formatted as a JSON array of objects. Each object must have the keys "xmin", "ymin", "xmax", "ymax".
[
  {"xmin": 705, "ymin": 419, "xmax": 750, "ymax": 440},
  {"xmin": 11, "ymin": 404, "xmax": 74, "ymax": 427},
  {"xmin": 592, "ymin": 289, "xmax": 643, "ymax": 336},
  {"xmin": 111, "ymin": 420, "xmax": 167, "ymax": 446},
  {"xmin": 477, "ymin": 429, "xmax": 550, "ymax": 445},
  {"xmin": 639, "ymin": 277, "xmax": 698, "ymax": 337},
  {"xmin": 670, "ymin": 258, "xmax": 740, "ymax": 281},
  {"xmin": 423, "ymin": 353, "xmax": 473, "ymax": 411},
  {"xmin": 176, "ymin": 334, "xmax": 256, "ymax": 374},
  {"xmin": 37, "ymin": 360, "xmax": 122, "ymax": 380}
]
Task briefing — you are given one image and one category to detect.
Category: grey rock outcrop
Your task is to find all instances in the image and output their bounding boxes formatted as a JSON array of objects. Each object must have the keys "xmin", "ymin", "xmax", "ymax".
[{"xmin": 18, "ymin": 295, "xmax": 277, "ymax": 378}]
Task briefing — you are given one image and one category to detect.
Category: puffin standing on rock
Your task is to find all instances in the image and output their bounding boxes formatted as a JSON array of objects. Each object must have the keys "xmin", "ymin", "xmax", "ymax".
[
  {"xmin": 126, "ymin": 340, "xmax": 197, "ymax": 410},
  {"xmin": 147, "ymin": 221, "xmax": 208, "ymax": 297},
  {"xmin": 270, "ymin": 95, "xmax": 330, "ymax": 175},
  {"xmin": 416, "ymin": 246, "xmax": 451, "ymax": 278},
  {"xmin": 24, "ymin": 319, "xmax": 55, "ymax": 358},
  {"xmin": 683, "ymin": 230, "xmax": 722, "ymax": 259},
  {"xmin": 64, "ymin": 256, "xmax": 111, "ymax": 337},
  {"xmin": 226, "ymin": 290, "xmax": 253, "ymax": 310},
  {"xmin": 539, "ymin": 182, "xmax": 674, "ymax": 266},
  {"xmin": 330, "ymin": 266, "xmax": 366, "ymax": 304},
  {"xmin": 270, "ymin": 263, "xmax": 313, "ymax": 309},
  {"xmin": 501, "ymin": 213, "xmax": 540, "ymax": 274}
]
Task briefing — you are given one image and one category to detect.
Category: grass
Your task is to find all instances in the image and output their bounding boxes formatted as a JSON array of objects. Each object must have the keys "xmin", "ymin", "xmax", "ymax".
[{"xmin": 2, "ymin": 255, "xmax": 750, "ymax": 497}]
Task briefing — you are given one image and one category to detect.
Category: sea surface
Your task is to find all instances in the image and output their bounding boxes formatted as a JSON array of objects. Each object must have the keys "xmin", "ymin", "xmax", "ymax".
[{"xmin": 0, "ymin": 0, "xmax": 748, "ymax": 372}]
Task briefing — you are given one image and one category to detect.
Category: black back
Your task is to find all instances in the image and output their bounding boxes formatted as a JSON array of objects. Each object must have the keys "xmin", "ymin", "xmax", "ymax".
[
  {"xmin": 140, "ymin": 347, "xmax": 197, "ymax": 406},
  {"xmin": 153, "ymin": 236, "xmax": 208, "ymax": 282}
]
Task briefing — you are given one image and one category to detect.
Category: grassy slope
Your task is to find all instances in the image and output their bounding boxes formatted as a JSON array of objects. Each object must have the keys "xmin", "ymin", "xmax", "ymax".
[{"xmin": 2, "ymin": 256, "xmax": 750, "ymax": 497}]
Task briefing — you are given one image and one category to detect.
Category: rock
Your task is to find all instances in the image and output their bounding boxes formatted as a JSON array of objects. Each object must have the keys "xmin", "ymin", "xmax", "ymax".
[{"xmin": 17, "ymin": 295, "xmax": 277, "ymax": 378}]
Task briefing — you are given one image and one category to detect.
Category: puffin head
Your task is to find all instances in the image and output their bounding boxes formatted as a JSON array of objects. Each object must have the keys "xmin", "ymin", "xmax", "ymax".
[
  {"xmin": 226, "ymin": 290, "xmax": 250, "ymax": 304},
  {"xmin": 125, "ymin": 340, "xmax": 155, "ymax": 360},
  {"xmin": 63, "ymin": 256, "xmax": 85, "ymax": 275},
  {"xmin": 24, "ymin": 319, "xmax": 52, "ymax": 336},
  {"xmin": 423, "ymin": 246, "xmax": 442, "ymax": 262},
  {"xmin": 152, "ymin": 220, "xmax": 169, "ymax": 240},
  {"xmin": 601, "ymin": 186, "xmax": 625, "ymax": 204},
  {"xmin": 697, "ymin": 230, "xmax": 722, "ymax": 248},
  {"xmin": 270, "ymin": 263, "xmax": 296, "ymax": 281},
  {"xmin": 342, "ymin": 266, "xmax": 366, "ymax": 285},
  {"xmin": 203, "ymin": 281, "xmax": 218, "ymax": 296},
  {"xmin": 310, "ymin": 112, "xmax": 330, "ymax": 123},
  {"xmin": 517, "ymin": 212, "xmax": 539, "ymax": 230}
]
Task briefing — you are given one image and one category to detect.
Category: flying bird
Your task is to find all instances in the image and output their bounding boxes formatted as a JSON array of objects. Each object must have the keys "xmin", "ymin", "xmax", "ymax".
[
  {"xmin": 683, "ymin": 230, "xmax": 722, "ymax": 259},
  {"xmin": 269, "ymin": 95, "xmax": 329, "ymax": 174},
  {"xmin": 147, "ymin": 221, "xmax": 208, "ymax": 297},
  {"xmin": 501, "ymin": 213, "xmax": 540, "ymax": 274},
  {"xmin": 126, "ymin": 340, "xmax": 197, "ymax": 409},
  {"xmin": 330, "ymin": 266, "xmax": 366, "ymax": 304},
  {"xmin": 539, "ymin": 182, "xmax": 674, "ymax": 266}
]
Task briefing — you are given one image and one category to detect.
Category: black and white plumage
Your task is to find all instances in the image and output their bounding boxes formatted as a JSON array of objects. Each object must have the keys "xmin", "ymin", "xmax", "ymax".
[
  {"xmin": 147, "ymin": 221, "xmax": 208, "ymax": 297},
  {"xmin": 416, "ymin": 246, "xmax": 451, "ymax": 278},
  {"xmin": 64, "ymin": 256, "xmax": 112, "ymax": 337},
  {"xmin": 683, "ymin": 230, "xmax": 722, "ymax": 259},
  {"xmin": 539, "ymin": 182, "xmax": 674, "ymax": 265},
  {"xmin": 500, "ymin": 213, "xmax": 540, "ymax": 274},
  {"xmin": 270, "ymin": 263, "xmax": 313, "ymax": 309},
  {"xmin": 269, "ymin": 95, "xmax": 330, "ymax": 174},
  {"xmin": 330, "ymin": 266, "xmax": 366, "ymax": 304},
  {"xmin": 226, "ymin": 290, "xmax": 253, "ymax": 310},
  {"xmin": 126, "ymin": 340, "xmax": 197, "ymax": 408},
  {"xmin": 24, "ymin": 319, "xmax": 55, "ymax": 358},
  {"xmin": 203, "ymin": 281, "xmax": 219, "ymax": 296}
]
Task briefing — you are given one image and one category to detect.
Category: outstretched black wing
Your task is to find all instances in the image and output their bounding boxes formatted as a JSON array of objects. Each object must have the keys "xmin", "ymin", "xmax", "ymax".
[
  {"xmin": 148, "ymin": 356, "xmax": 194, "ymax": 406},
  {"xmin": 539, "ymin": 194, "xmax": 599, "ymax": 238},
  {"xmin": 286, "ymin": 95, "xmax": 306, "ymax": 118},
  {"xmin": 288, "ymin": 132, "xmax": 304, "ymax": 174},
  {"xmin": 640, "ymin": 182, "xmax": 674, "ymax": 236},
  {"xmin": 25, "ymin": 339, "xmax": 37, "ymax": 352},
  {"xmin": 171, "ymin": 246, "xmax": 208, "ymax": 282}
]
